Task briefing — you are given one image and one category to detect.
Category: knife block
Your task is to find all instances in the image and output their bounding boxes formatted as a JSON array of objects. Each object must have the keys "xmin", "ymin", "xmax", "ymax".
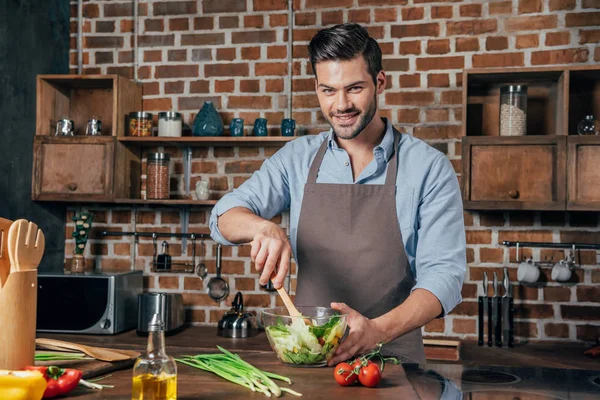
[{"xmin": 0, "ymin": 270, "xmax": 37, "ymax": 370}]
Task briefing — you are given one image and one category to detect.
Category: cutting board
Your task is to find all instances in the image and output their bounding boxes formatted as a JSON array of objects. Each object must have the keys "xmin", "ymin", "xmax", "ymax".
[{"xmin": 35, "ymin": 349, "xmax": 139, "ymax": 379}]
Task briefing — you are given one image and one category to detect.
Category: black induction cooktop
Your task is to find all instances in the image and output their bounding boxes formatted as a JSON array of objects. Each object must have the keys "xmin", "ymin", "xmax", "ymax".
[{"xmin": 404, "ymin": 363, "xmax": 600, "ymax": 399}]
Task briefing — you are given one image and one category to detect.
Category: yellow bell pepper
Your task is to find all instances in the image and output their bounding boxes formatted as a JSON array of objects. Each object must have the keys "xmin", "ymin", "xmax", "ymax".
[{"xmin": 0, "ymin": 370, "xmax": 47, "ymax": 400}]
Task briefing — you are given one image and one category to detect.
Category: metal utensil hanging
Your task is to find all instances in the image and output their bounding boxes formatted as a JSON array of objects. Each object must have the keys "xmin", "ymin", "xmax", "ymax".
[
  {"xmin": 207, "ymin": 244, "xmax": 229, "ymax": 302},
  {"xmin": 195, "ymin": 238, "xmax": 208, "ymax": 280}
]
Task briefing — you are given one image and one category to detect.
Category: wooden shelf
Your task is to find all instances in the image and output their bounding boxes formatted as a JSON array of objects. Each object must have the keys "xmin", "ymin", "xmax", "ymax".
[
  {"xmin": 113, "ymin": 199, "xmax": 218, "ymax": 206},
  {"xmin": 118, "ymin": 136, "xmax": 296, "ymax": 147}
]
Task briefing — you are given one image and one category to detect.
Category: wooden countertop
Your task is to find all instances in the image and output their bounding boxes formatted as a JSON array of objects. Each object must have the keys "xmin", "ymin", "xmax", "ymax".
[{"xmin": 38, "ymin": 326, "xmax": 600, "ymax": 399}]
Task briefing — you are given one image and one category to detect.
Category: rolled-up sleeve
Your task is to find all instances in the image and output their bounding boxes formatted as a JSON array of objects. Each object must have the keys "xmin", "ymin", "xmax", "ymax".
[
  {"xmin": 411, "ymin": 155, "xmax": 466, "ymax": 316},
  {"xmin": 209, "ymin": 147, "xmax": 291, "ymax": 245}
]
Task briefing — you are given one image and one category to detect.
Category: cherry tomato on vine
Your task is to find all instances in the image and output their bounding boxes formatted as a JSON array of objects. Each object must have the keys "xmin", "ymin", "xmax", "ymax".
[
  {"xmin": 334, "ymin": 362, "xmax": 357, "ymax": 386},
  {"xmin": 357, "ymin": 361, "xmax": 382, "ymax": 388}
]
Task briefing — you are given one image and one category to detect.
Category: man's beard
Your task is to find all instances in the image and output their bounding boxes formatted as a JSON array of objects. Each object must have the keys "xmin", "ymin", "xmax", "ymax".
[{"xmin": 327, "ymin": 95, "xmax": 377, "ymax": 141}]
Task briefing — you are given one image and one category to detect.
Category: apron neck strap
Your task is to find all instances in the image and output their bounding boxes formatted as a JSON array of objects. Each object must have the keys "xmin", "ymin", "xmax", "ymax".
[{"xmin": 306, "ymin": 129, "xmax": 402, "ymax": 185}]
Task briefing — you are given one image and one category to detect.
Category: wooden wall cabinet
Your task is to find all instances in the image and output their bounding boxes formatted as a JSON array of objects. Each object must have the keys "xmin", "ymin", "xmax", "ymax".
[{"xmin": 462, "ymin": 66, "xmax": 600, "ymax": 211}]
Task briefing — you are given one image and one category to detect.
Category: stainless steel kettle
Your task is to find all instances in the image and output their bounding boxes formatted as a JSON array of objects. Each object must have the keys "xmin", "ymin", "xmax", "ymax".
[{"xmin": 217, "ymin": 292, "xmax": 258, "ymax": 338}]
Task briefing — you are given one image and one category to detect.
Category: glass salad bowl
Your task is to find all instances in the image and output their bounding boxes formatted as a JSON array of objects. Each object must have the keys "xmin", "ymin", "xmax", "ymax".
[{"xmin": 261, "ymin": 306, "xmax": 348, "ymax": 367}]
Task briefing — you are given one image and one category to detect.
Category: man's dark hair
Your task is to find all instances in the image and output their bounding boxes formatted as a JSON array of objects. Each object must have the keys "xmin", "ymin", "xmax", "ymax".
[{"xmin": 308, "ymin": 23, "xmax": 383, "ymax": 84}]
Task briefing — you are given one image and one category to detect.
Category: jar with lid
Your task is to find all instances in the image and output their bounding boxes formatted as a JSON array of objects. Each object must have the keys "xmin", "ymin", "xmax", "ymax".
[
  {"xmin": 158, "ymin": 112, "xmax": 183, "ymax": 137},
  {"xmin": 577, "ymin": 115, "xmax": 598, "ymax": 135},
  {"xmin": 147, "ymin": 153, "xmax": 170, "ymax": 199},
  {"xmin": 129, "ymin": 112, "xmax": 153, "ymax": 137},
  {"xmin": 499, "ymin": 85, "xmax": 527, "ymax": 136}
]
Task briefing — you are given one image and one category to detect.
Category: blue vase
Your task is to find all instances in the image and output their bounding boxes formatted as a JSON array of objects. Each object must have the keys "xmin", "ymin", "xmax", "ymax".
[
  {"xmin": 229, "ymin": 118, "xmax": 244, "ymax": 137},
  {"xmin": 253, "ymin": 118, "xmax": 268, "ymax": 137},
  {"xmin": 193, "ymin": 101, "xmax": 224, "ymax": 136},
  {"xmin": 281, "ymin": 118, "xmax": 296, "ymax": 137}
]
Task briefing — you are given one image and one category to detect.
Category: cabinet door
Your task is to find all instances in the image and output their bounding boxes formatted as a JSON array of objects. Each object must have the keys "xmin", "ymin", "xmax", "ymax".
[
  {"xmin": 567, "ymin": 136, "xmax": 600, "ymax": 210},
  {"xmin": 462, "ymin": 137, "xmax": 566, "ymax": 210},
  {"xmin": 32, "ymin": 137, "xmax": 114, "ymax": 201}
]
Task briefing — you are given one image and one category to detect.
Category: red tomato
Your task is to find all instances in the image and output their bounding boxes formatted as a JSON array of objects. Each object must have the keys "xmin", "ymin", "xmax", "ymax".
[
  {"xmin": 357, "ymin": 361, "xmax": 382, "ymax": 388},
  {"xmin": 334, "ymin": 362, "xmax": 357, "ymax": 386}
]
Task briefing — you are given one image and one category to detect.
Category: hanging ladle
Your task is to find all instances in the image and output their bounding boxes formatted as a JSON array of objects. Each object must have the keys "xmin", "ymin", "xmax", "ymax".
[
  {"xmin": 207, "ymin": 244, "xmax": 229, "ymax": 302},
  {"xmin": 195, "ymin": 239, "xmax": 207, "ymax": 280}
]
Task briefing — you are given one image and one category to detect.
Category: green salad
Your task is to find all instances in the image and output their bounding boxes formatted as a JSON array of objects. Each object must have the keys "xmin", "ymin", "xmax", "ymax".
[{"xmin": 265, "ymin": 315, "xmax": 345, "ymax": 365}]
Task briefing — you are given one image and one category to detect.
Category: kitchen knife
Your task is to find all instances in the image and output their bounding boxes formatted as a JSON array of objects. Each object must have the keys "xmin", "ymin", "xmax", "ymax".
[
  {"xmin": 502, "ymin": 267, "xmax": 514, "ymax": 348},
  {"xmin": 485, "ymin": 272, "xmax": 492, "ymax": 347},
  {"xmin": 494, "ymin": 272, "xmax": 502, "ymax": 347},
  {"xmin": 478, "ymin": 276, "xmax": 485, "ymax": 346}
]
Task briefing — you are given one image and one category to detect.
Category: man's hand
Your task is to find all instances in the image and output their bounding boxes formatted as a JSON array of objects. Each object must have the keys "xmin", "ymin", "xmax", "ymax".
[
  {"xmin": 251, "ymin": 221, "xmax": 292, "ymax": 289},
  {"xmin": 327, "ymin": 302, "xmax": 387, "ymax": 366}
]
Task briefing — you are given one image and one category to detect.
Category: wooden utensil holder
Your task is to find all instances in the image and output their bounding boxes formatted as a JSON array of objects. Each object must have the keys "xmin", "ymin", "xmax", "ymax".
[{"xmin": 0, "ymin": 270, "xmax": 37, "ymax": 370}]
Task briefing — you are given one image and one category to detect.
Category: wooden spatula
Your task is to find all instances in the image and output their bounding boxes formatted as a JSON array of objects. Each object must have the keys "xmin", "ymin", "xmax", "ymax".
[
  {"xmin": 35, "ymin": 338, "xmax": 131, "ymax": 362},
  {"xmin": 0, "ymin": 218, "xmax": 12, "ymax": 288},
  {"xmin": 271, "ymin": 274, "xmax": 312, "ymax": 325},
  {"xmin": 8, "ymin": 219, "xmax": 45, "ymax": 272}
]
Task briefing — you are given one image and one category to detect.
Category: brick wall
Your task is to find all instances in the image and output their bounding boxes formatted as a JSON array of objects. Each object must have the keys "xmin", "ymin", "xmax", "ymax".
[{"xmin": 67, "ymin": 0, "xmax": 600, "ymax": 342}]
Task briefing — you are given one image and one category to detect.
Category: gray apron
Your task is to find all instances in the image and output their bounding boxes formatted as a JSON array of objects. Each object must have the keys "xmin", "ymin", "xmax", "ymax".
[{"xmin": 295, "ymin": 128, "xmax": 425, "ymax": 364}]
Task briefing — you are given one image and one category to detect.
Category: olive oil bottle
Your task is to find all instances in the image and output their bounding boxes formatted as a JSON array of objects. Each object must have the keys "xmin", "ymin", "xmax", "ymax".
[{"xmin": 132, "ymin": 313, "xmax": 177, "ymax": 400}]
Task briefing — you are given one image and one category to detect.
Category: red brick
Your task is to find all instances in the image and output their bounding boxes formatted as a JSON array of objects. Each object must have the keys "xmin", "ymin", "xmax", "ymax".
[
  {"xmin": 428, "ymin": 73, "xmax": 449, "ymax": 87},
  {"xmin": 447, "ymin": 19, "xmax": 497, "ymax": 36},
  {"xmin": 561, "ymin": 305, "xmax": 600, "ymax": 320},
  {"xmin": 143, "ymin": 97, "xmax": 172, "ymax": 111},
  {"xmin": 203, "ymin": 0, "xmax": 246, "ymax": 13},
  {"xmin": 580, "ymin": 29, "xmax": 600, "ymax": 44},
  {"xmin": 168, "ymin": 49, "xmax": 187, "ymax": 62},
  {"xmin": 383, "ymin": 58, "xmax": 409, "ymax": 71},
  {"xmin": 292, "ymin": 95, "xmax": 320, "ymax": 109},
  {"xmin": 155, "ymin": 64, "xmax": 198, "ymax": 79},
  {"xmin": 398, "ymin": 73, "xmax": 420, "ymax": 88},
  {"xmin": 546, "ymin": 31, "xmax": 571, "ymax": 46},
  {"xmin": 154, "ymin": 1, "xmax": 196, "ymax": 15},
  {"xmin": 217, "ymin": 48, "xmax": 236, "ymax": 61},
  {"xmin": 505, "ymin": 15, "xmax": 558, "ymax": 31},
  {"xmin": 164, "ymin": 81, "xmax": 184, "ymax": 94},
  {"xmin": 143, "ymin": 50, "xmax": 161, "ymax": 63},
  {"xmin": 431, "ymin": 5, "xmax": 452, "ymax": 18},
  {"xmin": 349, "ymin": 9, "xmax": 370, "ymax": 23},
  {"xmin": 209, "ymin": 176, "xmax": 229, "ymax": 191},
  {"xmin": 191, "ymin": 161, "xmax": 218, "ymax": 174},
  {"xmin": 456, "ymin": 37, "xmax": 479, "ymax": 52},
  {"xmin": 531, "ymin": 48, "xmax": 589, "ymax": 65},
  {"xmin": 104, "ymin": 3, "xmax": 137, "ymax": 17},
  {"xmin": 306, "ymin": 0, "xmax": 352, "ymax": 7},
  {"xmin": 515, "ymin": 304, "xmax": 554, "ymax": 319},
  {"xmin": 576, "ymin": 324, "xmax": 600, "ymax": 341},
  {"xmin": 440, "ymin": 90, "xmax": 462, "ymax": 105},
  {"xmin": 479, "ymin": 248, "xmax": 504, "ymax": 263},
  {"xmin": 391, "ymin": 23, "xmax": 439, "ymax": 38},
  {"xmin": 225, "ymin": 161, "xmax": 265, "ymax": 174},
  {"xmin": 400, "ymin": 40, "xmax": 421, "ymax": 55},
  {"xmin": 592, "ymin": 270, "xmax": 600, "ymax": 283},
  {"xmin": 519, "ymin": 0, "xmax": 542, "ymax": 13},
  {"xmin": 425, "ymin": 108, "xmax": 449, "ymax": 122},
  {"xmin": 514, "ymin": 321, "xmax": 538, "ymax": 338},
  {"xmin": 544, "ymin": 323, "xmax": 570, "ymax": 338},
  {"xmin": 193, "ymin": 17, "xmax": 213, "ymax": 30},
  {"xmin": 465, "ymin": 230, "xmax": 492, "ymax": 244},
  {"xmin": 232, "ymin": 30, "xmax": 276, "ymax": 44},
  {"xmin": 544, "ymin": 286, "xmax": 572, "ymax": 302},
  {"xmin": 358, "ymin": 0, "xmax": 407, "ymax": 4},
  {"xmin": 402, "ymin": 7, "xmax": 424, "ymax": 21},
  {"xmin": 453, "ymin": 318, "xmax": 476, "ymax": 334},
  {"xmin": 426, "ymin": 39, "xmax": 450, "ymax": 55},
  {"xmin": 414, "ymin": 125, "xmax": 462, "ymax": 139},
  {"xmin": 118, "ymin": 50, "xmax": 134, "ymax": 63},
  {"xmin": 479, "ymin": 212, "xmax": 505, "ymax": 227},
  {"xmin": 582, "ymin": 0, "xmax": 600, "ymax": 7},
  {"xmin": 256, "ymin": 62, "xmax": 288, "ymax": 76},
  {"xmin": 397, "ymin": 108, "xmax": 420, "ymax": 123},
  {"xmin": 241, "ymin": 47, "xmax": 261, "ymax": 60},
  {"xmin": 83, "ymin": 3, "xmax": 99, "ymax": 18},
  {"xmin": 84, "ymin": 36, "xmax": 123, "ymax": 49},
  {"xmin": 229, "ymin": 96, "xmax": 272, "ymax": 109},
  {"xmin": 169, "ymin": 18, "xmax": 189, "ymax": 31},
  {"xmin": 190, "ymin": 80, "xmax": 209, "ymax": 93},
  {"xmin": 386, "ymin": 91, "xmax": 434, "ymax": 106},
  {"xmin": 566, "ymin": 12, "xmax": 600, "ymax": 27},
  {"xmin": 416, "ymin": 56, "xmax": 464, "ymax": 71},
  {"xmin": 244, "ymin": 15, "xmax": 264, "ymax": 29},
  {"xmin": 145, "ymin": 19, "xmax": 164, "ymax": 32},
  {"xmin": 451, "ymin": 301, "xmax": 477, "ymax": 317},
  {"xmin": 186, "ymin": 309, "xmax": 206, "ymax": 323},
  {"xmin": 577, "ymin": 286, "xmax": 600, "ymax": 302},
  {"xmin": 472, "ymin": 52, "xmax": 524, "ymax": 68},
  {"xmin": 498, "ymin": 230, "xmax": 553, "ymax": 243},
  {"xmin": 489, "ymin": 1, "xmax": 512, "ymax": 15},
  {"xmin": 240, "ymin": 79, "xmax": 260, "ymax": 93},
  {"xmin": 253, "ymin": 0, "xmax": 287, "ymax": 11},
  {"xmin": 516, "ymin": 34, "xmax": 540, "ymax": 49},
  {"xmin": 322, "ymin": 11, "xmax": 343, "ymax": 25},
  {"xmin": 96, "ymin": 21, "xmax": 114, "ymax": 33},
  {"xmin": 486, "ymin": 36, "xmax": 509, "ymax": 51},
  {"xmin": 424, "ymin": 318, "xmax": 445, "ymax": 333},
  {"xmin": 178, "ymin": 96, "xmax": 221, "ymax": 111},
  {"xmin": 95, "ymin": 51, "xmax": 113, "ymax": 64},
  {"xmin": 205, "ymin": 63, "xmax": 249, "ymax": 77},
  {"xmin": 219, "ymin": 16, "xmax": 239, "ymax": 29},
  {"xmin": 374, "ymin": 8, "xmax": 397, "ymax": 22},
  {"xmin": 466, "ymin": 248, "xmax": 475, "ymax": 263},
  {"xmin": 138, "ymin": 35, "xmax": 175, "ymax": 47},
  {"xmin": 266, "ymin": 79, "xmax": 285, "ymax": 92},
  {"xmin": 549, "ymin": 0, "xmax": 576, "ymax": 10},
  {"xmin": 460, "ymin": 3, "xmax": 482, "ymax": 17},
  {"xmin": 181, "ymin": 33, "xmax": 224, "ymax": 46},
  {"xmin": 461, "ymin": 283, "xmax": 477, "ymax": 299},
  {"xmin": 269, "ymin": 14, "xmax": 288, "ymax": 27},
  {"xmin": 215, "ymin": 80, "xmax": 234, "ymax": 93}
]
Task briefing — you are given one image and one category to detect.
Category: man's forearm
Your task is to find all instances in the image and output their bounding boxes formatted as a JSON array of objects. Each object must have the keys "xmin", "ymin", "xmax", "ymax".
[
  {"xmin": 217, "ymin": 207, "xmax": 271, "ymax": 243},
  {"xmin": 372, "ymin": 288, "xmax": 442, "ymax": 344}
]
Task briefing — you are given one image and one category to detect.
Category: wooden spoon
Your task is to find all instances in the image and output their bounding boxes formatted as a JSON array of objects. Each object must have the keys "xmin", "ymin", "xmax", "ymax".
[
  {"xmin": 36, "ymin": 342, "xmax": 140, "ymax": 359},
  {"xmin": 0, "ymin": 218, "xmax": 12, "ymax": 288},
  {"xmin": 271, "ymin": 276, "xmax": 312, "ymax": 325},
  {"xmin": 35, "ymin": 338, "xmax": 131, "ymax": 362},
  {"xmin": 9, "ymin": 219, "xmax": 45, "ymax": 272}
]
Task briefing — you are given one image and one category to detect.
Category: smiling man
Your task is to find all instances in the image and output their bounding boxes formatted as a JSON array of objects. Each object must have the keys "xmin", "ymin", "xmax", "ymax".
[{"xmin": 209, "ymin": 23, "xmax": 466, "ymax": 365}]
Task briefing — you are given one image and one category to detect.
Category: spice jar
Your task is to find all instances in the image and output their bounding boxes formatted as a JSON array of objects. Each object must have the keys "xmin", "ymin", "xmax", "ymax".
[
  {"xmin": 158, "ymin": 112, "xmax": 183, "ymax": 137},
  {"xmin": 129, "ymin": 112, "xmax": 153, "ymax": 136},
  {"xmin": 499, "ymin": 85, "xmax": 527, "ymax": 136},
  {"xmin": 147, "ymin": 152, "xmax": 170, "ymax": 199}
]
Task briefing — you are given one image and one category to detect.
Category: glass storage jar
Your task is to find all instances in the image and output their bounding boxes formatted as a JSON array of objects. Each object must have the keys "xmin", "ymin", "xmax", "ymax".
[
  {"xmin": 158, "ymin": 112, "xmax": 183, "ymax": 137},
  {"xmin": 499, "ymin": 85, "xmax": 527, "ymax": 136},
  {"xmin": 147, "ymin": 152, "xmax": 170, "ymax": 199},
  {"xmin": 129, "ymin": 112, "xmax": 153, "ymax": 136}
]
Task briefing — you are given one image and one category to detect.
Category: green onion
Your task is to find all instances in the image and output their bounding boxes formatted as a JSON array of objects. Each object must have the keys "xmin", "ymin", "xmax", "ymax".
[
  {"xmin": 176, "ymin": 346, "xmax": 302, "ymax": 397},
  {"xmin": 35, "ymin": 352, "xmax": 91, "ymax": 362}
]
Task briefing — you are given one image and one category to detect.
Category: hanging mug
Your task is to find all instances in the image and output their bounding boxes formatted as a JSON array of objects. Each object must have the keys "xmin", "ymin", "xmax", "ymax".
[
  {"xmin": 253, "ymin": 118, "xmax": 268, "ymax": 137},
  {"xmin": 229, "ymin": 118, "xmax": 244, "ymax": 137},
  {"xmin": 281, "ymin": 118, "xmax": 296, "ymax": 137}
]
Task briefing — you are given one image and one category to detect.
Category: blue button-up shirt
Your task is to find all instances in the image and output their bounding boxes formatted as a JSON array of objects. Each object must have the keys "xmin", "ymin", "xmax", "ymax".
[{"xmin": 210, "ymin": 119, "xmax": 466, "ymax": 315}]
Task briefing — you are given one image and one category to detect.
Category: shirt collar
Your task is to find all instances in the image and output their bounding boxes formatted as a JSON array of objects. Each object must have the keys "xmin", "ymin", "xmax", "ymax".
[{"xmin": 326, "ymin": 117, "xmax": 396, "ymax": 163}]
